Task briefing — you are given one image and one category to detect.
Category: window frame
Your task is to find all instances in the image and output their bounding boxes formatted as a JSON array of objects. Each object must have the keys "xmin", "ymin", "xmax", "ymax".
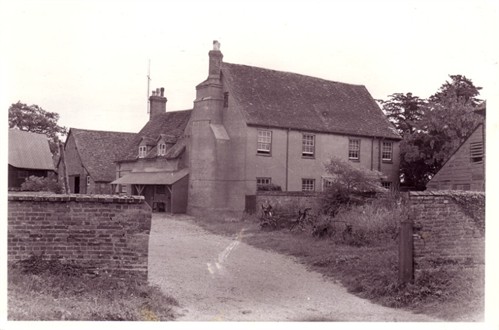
[
  {"xmin": 257, "ymin": 130, "xmax": 272, "ymax": 156},
  {"xmin": 256, "ymin": 177, "xmax": 272, "ymax": 189},
  {"xmin": 348, "ymin": 138, "xmax": 361, "ymax": 161},
  {"xmin": 301, "ymin": 178, "xmax": 315, "ymax": 192},
  {"xmin": 381, "ymin": 181, "xmax": 392, "ymax": 190},
  {"xmin": 158, "ymin": 143, "xmax": 167, "ymax": 156},
  {"xmin": 302, "ymin": 133, "xmax": 315, "ymax": 158},
  {"xmin": 138, "ymin": 145, "xmax": 147, "ymax": 158},
  {"xmin": 321, "ymin": 177, "xmax": 334, "ymax": 191},
  {"xmin": 381, "ymin": 141, "xmax": 393, "ymax": 163}
]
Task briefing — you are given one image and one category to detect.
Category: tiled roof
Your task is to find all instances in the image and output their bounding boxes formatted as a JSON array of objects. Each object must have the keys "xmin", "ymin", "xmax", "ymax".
[
  {"xmin": 69, "ymin": 128, "xmax": 136, "ymax": 182},
  {"xmin": 222, "ymin": 63, "xmax": 401, "ymax": 140},
  {"xmin": 119, "ymin": 110, "xmax": 192, "ymax": 161},
  {"xmin": 8, "ymin": 129, "xmax": 55, "ymax": 170}
]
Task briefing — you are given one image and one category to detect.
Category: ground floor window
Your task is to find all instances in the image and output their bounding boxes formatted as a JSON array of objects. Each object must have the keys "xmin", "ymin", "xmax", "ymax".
[
  {"xmin": 322, "ymin": 177, "xmax": 334, "ymax": 191},
  {"xmin": 302, "ymin": 178, "xmax": 315, "ymax": 192},
  {"xmin": 381, "ymin": 181, "xmax": 392, "ymax": 189},
  {"xmin": 256, "ymin": 177, "xmax": 272, "ymax": 190}
]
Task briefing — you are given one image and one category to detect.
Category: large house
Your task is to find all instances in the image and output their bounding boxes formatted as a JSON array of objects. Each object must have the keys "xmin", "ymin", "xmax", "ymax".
[
  {"xmin": 59, "ymin": 128, "xmax": 135, "ymax": 194},
  {"xmin": 113, "ymin": 41, "xmax": 401, "ymax": 215},
  {"xmin": 426, "ymin": 104, "xmax": 485, "ymax": 191},
  {"xmin": 8, "ymin": 129, "xmax": 55, "ymax": 189}
]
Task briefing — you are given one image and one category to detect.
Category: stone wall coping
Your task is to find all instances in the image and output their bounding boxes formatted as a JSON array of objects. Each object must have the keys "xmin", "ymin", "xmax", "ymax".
[
  {"xmin": 256, "ymin": 191, "xmax": 321, "ymax": 197},
  {"xmin": 8, "ymin": 192, "xmax": 145, "ymax": 204},
  {"xmin": 410, "ymin": 190, "xmax": 485, "ymax": 198}
]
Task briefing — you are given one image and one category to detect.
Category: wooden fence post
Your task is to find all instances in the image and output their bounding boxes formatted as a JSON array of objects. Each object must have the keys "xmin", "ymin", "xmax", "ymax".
[{"xmin": 399, "ymin": 221, "xmax": 414, "ymax": 283}]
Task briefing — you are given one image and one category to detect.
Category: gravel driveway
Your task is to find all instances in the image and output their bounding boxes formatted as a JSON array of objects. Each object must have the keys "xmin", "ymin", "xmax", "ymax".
[{"xmin": 148, "ymin": 214, "xmax": 438, "ymax": 321}]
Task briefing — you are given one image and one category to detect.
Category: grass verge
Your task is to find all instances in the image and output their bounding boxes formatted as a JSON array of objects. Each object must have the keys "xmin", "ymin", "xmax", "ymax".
[
  {"xmin": 8, "ymin": 257, "xmax": 178, "ymax": 321},
  {"xmin": 192, "ymin": 212, "xmax": 484, "ymax": 322}
]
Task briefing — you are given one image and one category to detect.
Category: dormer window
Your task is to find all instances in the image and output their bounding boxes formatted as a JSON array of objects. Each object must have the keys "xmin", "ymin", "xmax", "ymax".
[
  {"xmin": 158, "ymin": 143, "xmax": 167, "ymax": 156},
  {"xmin": 139, "ymin": 146, "xmax": 147, "ymax": 158}
]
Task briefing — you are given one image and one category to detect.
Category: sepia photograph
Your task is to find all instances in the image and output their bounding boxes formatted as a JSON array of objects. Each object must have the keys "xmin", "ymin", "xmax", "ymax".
[{"xmin": 1, "ymin": 0, "xmax": 497, "ymax": 329}]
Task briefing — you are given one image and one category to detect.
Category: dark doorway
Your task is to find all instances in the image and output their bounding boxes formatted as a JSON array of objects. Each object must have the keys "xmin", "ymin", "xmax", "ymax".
[{"xmin": 74, "ymin": 176, "xmax": 80, "ymax": 193}]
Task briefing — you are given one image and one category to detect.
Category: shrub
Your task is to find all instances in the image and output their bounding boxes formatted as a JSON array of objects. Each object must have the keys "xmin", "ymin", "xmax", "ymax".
[
  {"xmin": 327, "ymin": 194, "xmax": 406, "ymax": 246},
  {"xmin": 21, "ymin": 173, "xmax": 62, "ymax": 193},
  {"xmin": 321, "ymin": 157, "xmax": 386, "ymax": 216}
]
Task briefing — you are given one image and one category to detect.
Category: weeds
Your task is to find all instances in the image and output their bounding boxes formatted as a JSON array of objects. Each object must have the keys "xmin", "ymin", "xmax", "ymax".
[
  {"xmin": 8, "ymin": 256, "xmax": 178, "ymax": 321},
  {"xmin": 193, "ymin": 194, "xmax": 484, "ymax": 321}
]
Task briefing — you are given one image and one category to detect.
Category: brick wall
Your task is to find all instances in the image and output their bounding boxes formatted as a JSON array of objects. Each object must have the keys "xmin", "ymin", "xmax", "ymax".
[
  {"xmin": 8, "ymin": 193, "xmax": 152, "ymax": 282},
  {"xmin": 255, "ymin": 191, "xmax": 323, "ymax": 215},
  {"xmin": 409, "ymin": 191, "xmax": 485, "ymax": 270}
]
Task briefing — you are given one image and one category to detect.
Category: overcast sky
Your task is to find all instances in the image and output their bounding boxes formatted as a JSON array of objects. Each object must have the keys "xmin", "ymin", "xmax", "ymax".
[{"xmin": 1, "ymin": 0, "xmax": 498, "ymax": 134}]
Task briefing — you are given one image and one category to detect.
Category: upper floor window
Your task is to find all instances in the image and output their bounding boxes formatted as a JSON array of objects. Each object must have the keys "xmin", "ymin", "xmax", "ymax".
[
  {"xmin": 139, "ymin": 146, "xmax": 147, "ymax": 158},
  {"xmin": 257, "ymin": 130, "xmax": 272, "ymax": 155},
  {"xmin": 158, "ymin": 143, "xmax": 167, "ymax": 156},
  {"xmin": 470, "ymin": 142, "xmax": 483, "ymax": 163},
  {"xmin": 382, "ymin": 142, "xmax": 393, "ymax": 162},
  {"xmin": 302, "ymin": 178, "xmax": 315, "ymax": 192},
  {"xmin": 348, "ymin": 139, "xmax": 360, "ymax": 161},
  {"xmin": 302, "ymin": 134, "xmax": 315, "ymax": 158}
]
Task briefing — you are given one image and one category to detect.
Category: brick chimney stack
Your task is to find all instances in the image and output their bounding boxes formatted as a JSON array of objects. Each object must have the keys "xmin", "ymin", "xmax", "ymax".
[
  {"xmin": 208, "ymin": 40, "xmax": 223, "ymax": 80},
  {"xmin": 149, "ymin": 87, "xmax": 167, "ymax": 120}
]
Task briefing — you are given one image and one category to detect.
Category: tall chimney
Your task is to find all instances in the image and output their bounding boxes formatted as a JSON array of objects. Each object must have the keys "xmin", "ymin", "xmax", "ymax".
[
  {"xmin": 208, "ymin": 40, "xmax": 223, "ymax": 80},
  {"xmin": 149, "ymin": 87, "xmax": 167, "ymax": 120}
]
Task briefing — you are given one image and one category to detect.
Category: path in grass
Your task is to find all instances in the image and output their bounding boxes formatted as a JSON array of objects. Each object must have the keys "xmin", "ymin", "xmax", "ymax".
[{"xmin": 148, "ymin": 214, "xmax": 438, "ymax": 321}]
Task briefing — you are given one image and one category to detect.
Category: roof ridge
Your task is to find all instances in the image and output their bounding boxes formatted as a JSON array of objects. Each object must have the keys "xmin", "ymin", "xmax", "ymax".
[
  {"xmin": 223, "ymin": 62, "xmax": 365, "ymax": 88},
  {"xmin": 71, "ymin": 127, "xmax": 136, "ymax": 135}
]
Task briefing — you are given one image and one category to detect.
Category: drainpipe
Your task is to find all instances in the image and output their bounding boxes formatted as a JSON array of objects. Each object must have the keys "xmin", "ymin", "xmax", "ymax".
[
  {"xmin": 286, "ymin": 128, "xmax": 290, "ymax": 191},
  {"xmin": 378, "ymin": 138, "xmax": 382, "ymax": 171},
  {"xmin": 371, "ymin": 138, "xmax": 374, "ymax": 171}
]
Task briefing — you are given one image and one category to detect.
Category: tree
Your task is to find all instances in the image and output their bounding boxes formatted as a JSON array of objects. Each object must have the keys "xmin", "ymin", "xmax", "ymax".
[
  {"xmin": 382, "ymin": 75, "xmax": 483, "ymax": 190},
  {"xmin": 8, "ymin": 101, "xmax": 67, "ymax": 154},
  {"xmin": 379, "ymin": 92, "xmax": 426, "ymax": 135}
]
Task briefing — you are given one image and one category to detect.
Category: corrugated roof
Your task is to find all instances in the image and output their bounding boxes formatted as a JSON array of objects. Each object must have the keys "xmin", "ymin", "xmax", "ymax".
[
  {"xmin": 8, "ymin": 129, "xmax": 55, "ymax": 170},
  {"xmin": 222, "ymin": 63, "xmax": 401, "ymax": 140},
  {"xmin": 69, "ymin": 128, "xmax": 136, "ymax": 182},
  {"xmin": 119, "ymin": 110, "xmax": 192, "ymax": 161},
  {"xmin": 111, "ymin": 168, "xmax": 189, "ymax": 185}
]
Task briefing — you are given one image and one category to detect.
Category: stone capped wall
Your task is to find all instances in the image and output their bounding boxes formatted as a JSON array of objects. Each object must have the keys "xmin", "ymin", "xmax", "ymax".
[
  {"xmin": 409, "ymin": 191, "xmax": 485, "ymax": 268},
  {"xmin": 8, "ymin": 193, "xmax": 152, "ymax": 282}
]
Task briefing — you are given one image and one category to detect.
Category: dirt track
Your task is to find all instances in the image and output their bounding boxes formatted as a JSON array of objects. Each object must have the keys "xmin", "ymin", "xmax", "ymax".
[{"xmin": 148, "ymin": 214, "xmax": 438, "ymax": 321}]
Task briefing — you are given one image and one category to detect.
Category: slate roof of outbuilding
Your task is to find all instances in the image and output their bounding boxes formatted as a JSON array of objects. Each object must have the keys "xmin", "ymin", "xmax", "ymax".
[
  {"xmin": 221, "ymin": 62, "xmax": 401, "ymax": 140},
  {"xmin": 68, "ymin": 128, "xmax": 136, "ymax": 182},
  {"xmin": 8, "ymin": 129, "xmax": 55, "ymax": 170},
  {"xmin": 119, "ymin": 110, "xmax": 192, "ymax": 161}
]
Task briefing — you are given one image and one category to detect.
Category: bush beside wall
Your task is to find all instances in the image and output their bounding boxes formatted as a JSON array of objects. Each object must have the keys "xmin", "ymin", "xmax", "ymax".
[
  {"xmin": 8, "ymin": 193, "xmax": 152, "ymax": 282},
  {"xmin": 255, "ymin": 191, "xmax": 323, "ymax": 215},
  {"xmin": 409, "ymin": 191, "xmax": 485, "ymax": 270}
]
